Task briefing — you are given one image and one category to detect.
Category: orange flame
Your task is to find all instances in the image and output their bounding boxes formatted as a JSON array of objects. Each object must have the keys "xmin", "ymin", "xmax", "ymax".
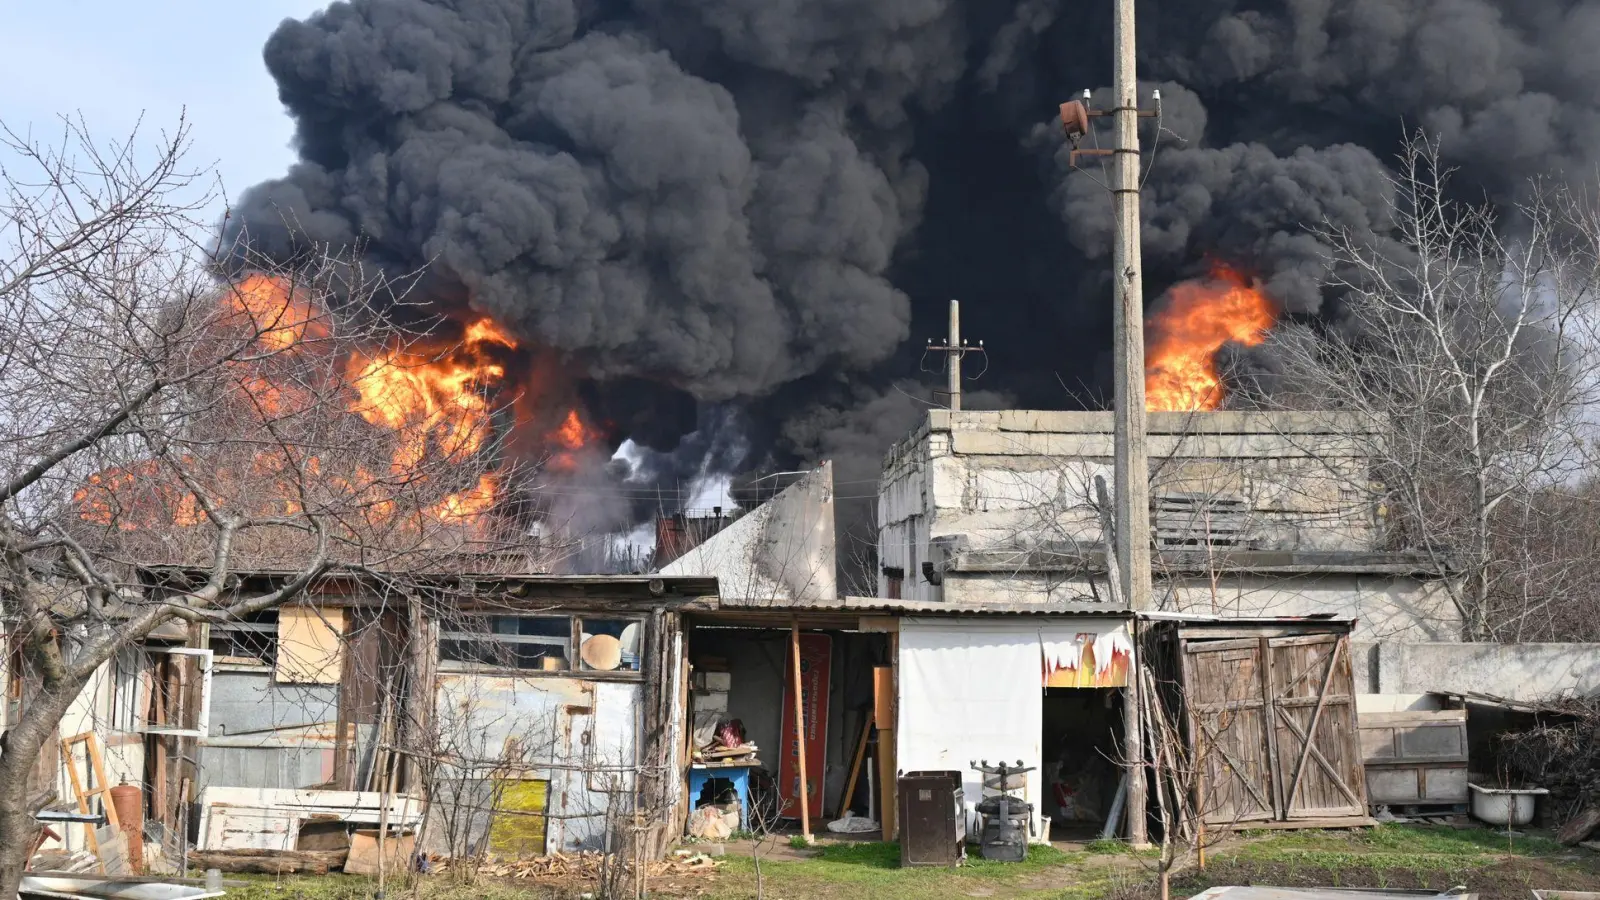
[
  {"xmin": 76, "ymin": 274, "xmax": 611, "ymax": 535},
  {"xmin": 1145, "ymin": 264, "xmax": 1277, "ymax": 412},
  {"xmin": 224, "ymin": 273, "xmax": 321, "ymax": 351},
  {"xmin": 431, "ymin": 474, "xmax": 499, "ymax": 522},
  {"xmin": 346, "ymin": 318, "xmax": 513, "ymax": 474},
  {"xmin": 548, "ymin": 409, "xmax": 597, "ymax": 471},
  {"xmin": 75, "ymin": 275, "xmax": 530, "ymax": 533}
]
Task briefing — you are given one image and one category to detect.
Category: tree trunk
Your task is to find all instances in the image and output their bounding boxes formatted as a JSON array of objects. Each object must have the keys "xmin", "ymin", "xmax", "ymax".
[{"xmin": 0, "ymin": 681, "xmax": 92, "ymax": 900}]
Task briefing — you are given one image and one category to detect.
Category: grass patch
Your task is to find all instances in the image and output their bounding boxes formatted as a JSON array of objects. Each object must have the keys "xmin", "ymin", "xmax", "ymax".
[
  {"xmin": 213, "ymin": 824, "xmax": 1597, "ymax": 900},
  {"xmin": 1232, "ymin": 823, "xmax": 1566, "ymax": 860},
  {"xmin": 709, "ymin": 841, "xmax": 1094, "ymax": 899}
]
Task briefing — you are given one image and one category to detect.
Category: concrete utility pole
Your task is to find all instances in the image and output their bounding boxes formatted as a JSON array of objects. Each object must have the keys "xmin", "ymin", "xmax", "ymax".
[
  {"xmin": 1111, "ymin": 0, "xmax": 1152, "ymax": 847},
  {"xmin": 947, "ymin": 299, "xmax": 962, "ymax": 411},
  {"xmin": 929, "ymin": 299, "xmax": 982, "ymax": 411}
]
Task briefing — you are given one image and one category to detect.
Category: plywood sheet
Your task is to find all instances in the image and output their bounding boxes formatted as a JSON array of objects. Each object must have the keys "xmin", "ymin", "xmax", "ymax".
[
  {"xmin": 276, "ymin": 608, "xmax": 345, "ymax": 684},
  {"xmin": 345, "ymin": 831, "xmax": 416, "ymax": 876}
]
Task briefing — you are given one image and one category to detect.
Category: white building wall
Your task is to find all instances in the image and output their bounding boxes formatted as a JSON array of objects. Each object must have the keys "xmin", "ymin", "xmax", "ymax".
[{"xmin": 896, "ymin": 615, "xmax": 1128, "ymax": 844}]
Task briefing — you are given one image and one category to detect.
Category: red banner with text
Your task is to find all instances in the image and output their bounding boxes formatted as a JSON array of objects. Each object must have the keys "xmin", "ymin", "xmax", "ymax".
[{"xmin": 779, "ymin": 633, "xmax": 831, "ymax": 820}]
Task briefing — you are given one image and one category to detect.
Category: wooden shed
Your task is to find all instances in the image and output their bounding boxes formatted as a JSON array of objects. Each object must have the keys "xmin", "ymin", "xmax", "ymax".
[{"xmin": 1144, "ymin": 616, "xmax": 1373, "ymax": 830}]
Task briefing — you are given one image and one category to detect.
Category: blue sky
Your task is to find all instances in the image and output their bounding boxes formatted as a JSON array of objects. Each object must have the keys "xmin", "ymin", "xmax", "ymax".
[{"xmin": 0, "ymin": 1, "xmax": 328, "ymax": 219}]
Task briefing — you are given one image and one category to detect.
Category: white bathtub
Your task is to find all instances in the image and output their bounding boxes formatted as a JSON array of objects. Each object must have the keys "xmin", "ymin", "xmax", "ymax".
[{"xmin": 1467, "ymin": 782, "xmax": 1547, "ymax": 826}]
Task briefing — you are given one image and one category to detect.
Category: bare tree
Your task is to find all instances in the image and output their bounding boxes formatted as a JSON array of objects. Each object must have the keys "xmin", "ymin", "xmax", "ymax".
[
  {"xmin": 0, "ymin": 115, "xmax": 535, "ymax": 896},
  {"xmin": 1247, "ymin": 133, "xmax": 1600, "ymax": 640}
]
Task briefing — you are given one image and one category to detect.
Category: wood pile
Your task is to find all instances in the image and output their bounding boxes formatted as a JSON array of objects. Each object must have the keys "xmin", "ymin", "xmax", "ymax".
[{"xmin": 467, "ymin": 850, "xmax": 720, "ymax": 880}]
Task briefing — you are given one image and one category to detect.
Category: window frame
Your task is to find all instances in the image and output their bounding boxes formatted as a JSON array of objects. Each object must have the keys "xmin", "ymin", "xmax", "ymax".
[
  {"xmin": 208, "ymin": 610, "xmax": 280, "ymax": 668},
  {"xmin": 574, "ymin": 616, "xmax": 646, "ymax": 674},
  {"xmin": 136, "ymin": 647, "xmax": 214, "ymax": 738},
  {"xmin": 437, "ymin": 611, "xmax": 648, "ymax": 679}
]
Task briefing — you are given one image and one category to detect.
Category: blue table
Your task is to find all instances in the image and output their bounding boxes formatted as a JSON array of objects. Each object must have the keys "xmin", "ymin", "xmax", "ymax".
[{"xmin": 688, "ymin": 762, "xmax": 759, "ymax": 831}]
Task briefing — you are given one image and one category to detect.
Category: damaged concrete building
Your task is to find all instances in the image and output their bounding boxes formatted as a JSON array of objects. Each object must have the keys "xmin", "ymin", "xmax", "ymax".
[{"xmin": 877, "ymin": 410, "xmax": 1459, "ymax": 642}]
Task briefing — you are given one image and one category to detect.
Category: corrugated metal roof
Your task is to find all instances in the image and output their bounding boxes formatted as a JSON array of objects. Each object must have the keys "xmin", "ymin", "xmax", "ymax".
[
  {"xmin": 715, "ymin": 595, "xmax": 1131, "ymax": 617},
  {"xmin": 1138, "ymin": 611, "xmax": 1357, "ymax": 627}
]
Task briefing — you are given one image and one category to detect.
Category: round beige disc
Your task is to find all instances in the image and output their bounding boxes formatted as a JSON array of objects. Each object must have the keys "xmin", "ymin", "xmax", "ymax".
[{"xmin": 581, "ymin": 634, "xmax": 622, "ymax": 670}]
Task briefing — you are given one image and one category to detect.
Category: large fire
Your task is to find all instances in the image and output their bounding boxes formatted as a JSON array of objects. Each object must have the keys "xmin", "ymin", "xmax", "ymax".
[
  {"xmin": 1145, "ymin": 264, "xmax": 1277, "ymax": 412},
  {"xmin": 74, "ymin": 274, "xmax": 597, "ymax": 534},
  {"xmin": 346, "ymin": 317, "xmax": 516, "ymax": 474}
]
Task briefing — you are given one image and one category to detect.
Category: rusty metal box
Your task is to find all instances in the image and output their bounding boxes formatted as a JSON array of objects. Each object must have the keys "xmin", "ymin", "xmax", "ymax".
[{"xmin": 898, "ymin": 771, "xmax": 963, "ymax": 867}]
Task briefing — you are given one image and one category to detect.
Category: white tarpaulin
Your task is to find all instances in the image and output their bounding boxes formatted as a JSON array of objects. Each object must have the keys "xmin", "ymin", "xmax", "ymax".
[{"xmin": 897, "ymin": 616, "xmax": 1127, "ymax": 842}]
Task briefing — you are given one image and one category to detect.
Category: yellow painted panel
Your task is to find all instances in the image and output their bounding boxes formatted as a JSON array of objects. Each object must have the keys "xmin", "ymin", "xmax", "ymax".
[
  {"xmin": 274, "ymin": 607, "xmax": 344, "ymax": 684},
  {"xmin": 488, "ymin": 779, "xmax": 549, "ymax": 859}
]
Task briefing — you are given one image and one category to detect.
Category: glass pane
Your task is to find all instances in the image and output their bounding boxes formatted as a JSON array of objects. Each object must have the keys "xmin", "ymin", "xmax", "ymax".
[
  {"xmin": 577, "ymin": 619, "xmax": 643, "ymax": 672},
  {"xmin": 440, "ymin": 615, "xmax": 571, "ymax": 671}
]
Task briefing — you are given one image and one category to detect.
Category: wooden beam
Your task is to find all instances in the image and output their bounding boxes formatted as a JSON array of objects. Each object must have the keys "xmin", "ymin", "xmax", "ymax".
[
  {"xmin": 789, "ymin": 616, "xmax": 812, "ymax": 843},
  {"xmin": 839, "ymin": 711, "xmax": 874, "ymax": 819},
  {"xmin": 1257, "ymin": 636, "xmax": 1284, "ymax": 820}
]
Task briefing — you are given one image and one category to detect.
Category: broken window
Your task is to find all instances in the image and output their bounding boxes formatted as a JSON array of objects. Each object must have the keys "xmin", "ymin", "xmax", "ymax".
[
  {"xmin": 111, "ymin": 647, "xmax": 146, "ymax": 731},
  {"xmin": 882, "ymin": 567, "xmax": 905, "ymax": 600},
  {"xmin": 208, "ymin": 610, "xmax": 279, "ymax": 666},
  {"xmin": 440, "ymin": 615, "xmax": 572, "ymax": 671},
  {"xmin": 576, "ymin": 618, "xmax": 644, "ymax": 672}
]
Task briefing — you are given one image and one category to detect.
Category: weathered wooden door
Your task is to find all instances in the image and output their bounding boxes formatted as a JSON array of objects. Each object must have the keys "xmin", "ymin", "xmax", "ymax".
[
  {"xmin": 1182, "ymin": 638, "xmax": 1276, "ymax": 825},
  {"xmin": 1266, "ymin": 635, "xmax": 1366, "ymax": 821},
  {"xmin": 1182, "ymin": 632, "xmax": 1366, "ymax": 827}
]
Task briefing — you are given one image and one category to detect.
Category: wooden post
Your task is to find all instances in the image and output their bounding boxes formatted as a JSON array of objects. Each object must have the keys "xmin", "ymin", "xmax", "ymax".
[
  {"xmin": 789, "ymin": 617, "xmax": 813, "ymax": 843},
  {"xmin": 875, "ymin": 636, "xmax": 899, "ymax": 840}
]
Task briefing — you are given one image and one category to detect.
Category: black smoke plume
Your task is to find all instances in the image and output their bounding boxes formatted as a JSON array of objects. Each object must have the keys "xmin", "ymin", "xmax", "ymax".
[{"xmin": 231, "ymin": 0, "xmax": 1600, "ymax": 572}]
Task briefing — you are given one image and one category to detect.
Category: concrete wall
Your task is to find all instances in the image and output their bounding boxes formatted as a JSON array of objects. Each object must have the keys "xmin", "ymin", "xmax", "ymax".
[
  {"xmin": 937, "ymin": 571, "xmax": 1458, "ymax": 643},
  {"xmin": 880, "ymin": 410, "xmax": 1388, "ymax": 604},
  {"xmin": 1354, "ymin": 642, "xmax": 1600, "ymax": 700},
  {"xmin": 665, "ymin": 463, "xmax": 835, "ymax": 602}
]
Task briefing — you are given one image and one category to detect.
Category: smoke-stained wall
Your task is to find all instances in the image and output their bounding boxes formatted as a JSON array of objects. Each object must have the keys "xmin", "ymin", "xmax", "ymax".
[{"xmin": 230, "ymin": 0, "xmax": 1600, "ymax": 562}]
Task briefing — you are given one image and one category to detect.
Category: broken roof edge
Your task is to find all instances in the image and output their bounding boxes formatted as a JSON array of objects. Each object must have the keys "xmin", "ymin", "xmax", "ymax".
[
  {"xmin": 139, "ymin": 565, "xmax": 719, "ymax": 598},
  {"xmin": 882, "ymin": 407, "xmax": 1388, "ymax": 475},
  {"xmin": 1139, "ymin": 610, "xmax": 1358, "ymax": 629},
  {"xmin": 947, "ymin": 547, "xmax": 1453, "ymax": 578},
  {"xmin": 1437, "ymin": 689, "xmax": 1600, "ymax": 715}
]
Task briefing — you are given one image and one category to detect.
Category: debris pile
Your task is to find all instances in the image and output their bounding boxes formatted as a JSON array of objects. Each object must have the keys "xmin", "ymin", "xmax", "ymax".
[
  {"xmin": 1494, "ymin": 697, "xmax": 1600, "ymax": 844},
  {"xmin": 692, "ymin": 718, "xmax": 758, "ymax": 764}
]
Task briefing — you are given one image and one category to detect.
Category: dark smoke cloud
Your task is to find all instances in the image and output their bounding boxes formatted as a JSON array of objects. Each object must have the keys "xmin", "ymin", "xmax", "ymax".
[
  {"xmin": 231, "ymin": 0, "xmax": 1600, "ymax": 572},
  {"xmin": 230, "ymin": 0, "xmax": 950, "ymax": 404},
  {"xmin": 1044, "ymin": 83, "xmax": 1399, "ymax": 313}
]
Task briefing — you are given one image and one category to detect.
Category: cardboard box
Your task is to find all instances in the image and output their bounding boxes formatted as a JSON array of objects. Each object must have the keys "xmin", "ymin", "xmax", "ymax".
[{"xmin": 702, "ymin": 672, "xmax": 732, "ymax": 692}]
